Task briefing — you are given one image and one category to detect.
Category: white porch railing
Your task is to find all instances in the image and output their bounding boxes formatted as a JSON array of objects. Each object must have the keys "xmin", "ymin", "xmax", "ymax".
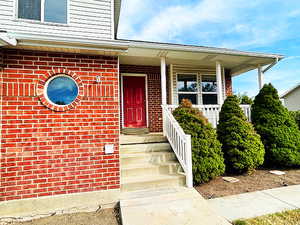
[
  {"xmin": 161, "ymin": 105, "xmax": 193, "ymax": 188},
  {"xmin": 240, "ymin": 104, "xmax": 251, "ymax": 122},
  {"xmin": 161, "ymin": 104, "xmax": 251, "ymax": 188},
  {"xmin": 166, "ymin": 104, "xmax": 251, "ymax": 128}
]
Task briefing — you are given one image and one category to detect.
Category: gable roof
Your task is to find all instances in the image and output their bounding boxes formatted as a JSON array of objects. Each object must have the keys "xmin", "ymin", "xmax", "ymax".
[{"xmin": 280, "ymin": 83, "xmax": 300, "ymax": 98}]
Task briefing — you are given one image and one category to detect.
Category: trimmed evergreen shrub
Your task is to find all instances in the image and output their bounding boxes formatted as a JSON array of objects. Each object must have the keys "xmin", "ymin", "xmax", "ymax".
[
  {"xmin": 290, "ymin": 111, "xmax": 300, "ymax": 129},
  {"xmin": 251, "ymin": 83, "xmax": 300, "ymax": 167},
  {"xmin": 217, "ymin": 95, "xmax": 265, "ymax": 173},
  {"xmin": 173, "ymin": 99, "xmax": 225, "ymax": 184}
]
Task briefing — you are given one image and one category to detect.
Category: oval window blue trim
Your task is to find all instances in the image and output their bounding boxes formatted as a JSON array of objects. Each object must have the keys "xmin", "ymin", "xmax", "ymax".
[{"xmin": 46, "ymin": 76, "xmax": 78, "ymax": 106}]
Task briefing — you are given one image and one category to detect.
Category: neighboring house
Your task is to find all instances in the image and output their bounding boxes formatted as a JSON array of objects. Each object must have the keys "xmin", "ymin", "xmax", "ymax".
[
  {"xmin": 280, "ymin": 83, "xmax": 300, "ymax": 111},
  {"xmin": 0, "ymin": 0, "xmax": 283, "ymax": 216}
]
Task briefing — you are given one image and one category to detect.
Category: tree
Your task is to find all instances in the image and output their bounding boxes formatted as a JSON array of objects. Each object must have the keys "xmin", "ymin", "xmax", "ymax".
[
  {"xmin": 173, "ymin": 99, "xmax": 225, "ymax": 184},
  {"xmin": 237, "ymin": 93, "xmax": 254, "ymax": 105},
  {"xmin": 251, "ymin": 83, "xmax": 300, "ymax": 167},
  {"xmin": 217, "ymin": 96, "xmax": 265, "ymax": 173}
]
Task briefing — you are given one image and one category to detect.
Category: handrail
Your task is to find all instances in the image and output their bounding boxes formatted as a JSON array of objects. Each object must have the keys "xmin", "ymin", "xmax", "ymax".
[{"xmin": 161, "ymin": 105, "xmax": 193, "ymax": 188}]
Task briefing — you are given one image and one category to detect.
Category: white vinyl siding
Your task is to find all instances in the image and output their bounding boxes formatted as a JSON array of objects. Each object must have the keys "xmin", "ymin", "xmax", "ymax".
[
  {"xmin": 0, "ymin": 0, "xmax": 113, "ymax": 40},
  {"xmin": 283, "ymin": 87, "xmax": 300, "ymax": 111}
]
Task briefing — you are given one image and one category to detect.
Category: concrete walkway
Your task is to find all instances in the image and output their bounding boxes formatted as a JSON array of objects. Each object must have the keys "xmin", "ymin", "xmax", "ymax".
[
  {"xmin": 120, "ymin": 187, "xmax": 231, "ymax": 225},
  {"xmin": 208, "ymin": 185, "xmax": 300, "ymax": 221}
]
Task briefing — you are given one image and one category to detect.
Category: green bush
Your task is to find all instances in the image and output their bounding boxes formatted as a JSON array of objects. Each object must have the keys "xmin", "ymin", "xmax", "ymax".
[
  {"xmin": 237, "ymin": 93, "xmax": 254, "ymax": 105},
  {"xmin": 251, "ymin": 83, "xmax": 300, "ymax": 167},
  {"xmin": 173, "ymin": 99, "xmax": 225, "ymax": 184},
  {"xmin": 290, "ymin": 111, "xmax": 300, "ymax": 129},
  {"xmin": 217, "ymin": 96, "xmax": 265, "ymax": 173},
  {"xmin": 233, "ymin": 220, "xmax": 247, "ymax": 225}
]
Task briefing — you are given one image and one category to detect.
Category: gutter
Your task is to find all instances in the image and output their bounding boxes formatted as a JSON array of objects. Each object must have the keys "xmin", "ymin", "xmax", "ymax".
[
  {"xmin": 12, "ymin": 33, "xmax": 283, "ymax": 59},
  {"xmin": 121, "ymin": 39, "xmax": 284, "ymax": 59}
]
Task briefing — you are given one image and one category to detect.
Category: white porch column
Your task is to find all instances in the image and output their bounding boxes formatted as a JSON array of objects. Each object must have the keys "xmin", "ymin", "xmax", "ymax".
[
  {"xmin": 160, "ymin": 57, "xmax": 167, "ymax": 105},
  {"xmin": 216, "ymin": 61, "xmax": 224, "ymax": 105},
  {"xmin": 258, "ymin": 65, "xmax": 264, "ymax": 90}
]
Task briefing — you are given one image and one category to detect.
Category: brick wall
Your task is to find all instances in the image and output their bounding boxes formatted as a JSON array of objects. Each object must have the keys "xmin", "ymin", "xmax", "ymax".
[
  {"xmin": 120, "ymin": 65, "xmax": 168, "ymax": 132},
  {"xmin": 0, "ymin": 49, "xmax": 120, "ymax": 202},
  {"xmin": 225, "ymin": 69, "xmax": 233, "ymax": 96}
]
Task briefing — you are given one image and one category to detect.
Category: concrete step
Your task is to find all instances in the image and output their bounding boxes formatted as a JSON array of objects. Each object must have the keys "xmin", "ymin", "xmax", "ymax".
[
  {"xmin": 122, "ymin": 128, "xmax": 149, "ymax": 135},
  {"xmin": 121, "ymin": 152, "xmax": 176, "ymax": 165},
  {"xmin": 121, "ymin": 174, "xmax": 186, "ymax": 192},
  {"xmin": 120, "ymin": 133, "xmax": 167, "ymax": 145},
  {"xmin": 120, "ymin": 142, "xmax": 171, "ymax": 154},
  {"xmin": 121, "ymin": 162, "xmax": 182, "ymax": 177}
]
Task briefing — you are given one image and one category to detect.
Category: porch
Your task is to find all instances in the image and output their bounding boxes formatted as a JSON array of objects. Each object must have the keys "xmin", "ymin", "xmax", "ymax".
[
  {"xmin": 119, "ymin": 61, "xmax": 252, "ymax": 131},
  {"xmin": 118, "ymin": 43, "xmax": 281, "ymax": 189}
]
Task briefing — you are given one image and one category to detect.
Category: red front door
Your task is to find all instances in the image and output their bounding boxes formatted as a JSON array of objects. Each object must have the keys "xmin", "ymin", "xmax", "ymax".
[{"xmin": 123, "ymin": 76, "xmax": 146, "ymax": 128}]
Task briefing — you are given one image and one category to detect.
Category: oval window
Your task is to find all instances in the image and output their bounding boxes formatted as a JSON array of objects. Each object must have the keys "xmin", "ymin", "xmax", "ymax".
[{"xmin": 46, "ymin": 75, "xmax": 79, "ymax": 106}]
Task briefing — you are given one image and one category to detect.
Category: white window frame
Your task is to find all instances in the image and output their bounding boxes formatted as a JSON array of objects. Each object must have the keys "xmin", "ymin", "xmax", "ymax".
[
  {"xmin": 15, "ymin": 0, "xmax": 69, "ymax": 25},
  {"xmin": 177, "ymin": 73, "xmax": 199, "ymax": 105},
  {"xmin": 176, "ymin": 73, "xmax": 218, "ymax": 105},
  {"xmin": 44, "ymin": 74, "xmax": 79, "ymax": 107}
]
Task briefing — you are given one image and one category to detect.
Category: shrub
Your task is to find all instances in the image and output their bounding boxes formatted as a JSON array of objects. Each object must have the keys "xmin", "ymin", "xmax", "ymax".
[
  {"xmin": 237, "ymin": 93, "xmax": 254, "ymax": 105},
  {"xmin": 173, "ymin": 99, "xmax": 225, "ymax": 184},
  {"xmin": 251, "ymin": 83, "xmax": 300, "ymax": 167},
  {"xmin": 290, "ymin": 111, "xmax": 300, "ymax": 129},
  {"xmin": 217, "ymin": 96, "xmax": 265, "ymax": 173}
]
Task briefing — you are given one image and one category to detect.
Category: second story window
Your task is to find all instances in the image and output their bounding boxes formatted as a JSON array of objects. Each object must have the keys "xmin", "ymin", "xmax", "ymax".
[{"xmin": 18, "ymin": 0, "xmax": 68, "ymax": 24}]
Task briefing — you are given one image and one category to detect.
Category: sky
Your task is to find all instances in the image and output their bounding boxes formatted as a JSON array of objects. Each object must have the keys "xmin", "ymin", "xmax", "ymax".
[{"xmin": 118, "ymin": 0, "xmax": 300, "ymax": 97}]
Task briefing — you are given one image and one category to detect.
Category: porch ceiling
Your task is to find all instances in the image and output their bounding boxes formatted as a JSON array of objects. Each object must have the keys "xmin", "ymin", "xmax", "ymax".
[{"xmin": 119, "ymin": 47, "xmax": 280, "ymax": 76}]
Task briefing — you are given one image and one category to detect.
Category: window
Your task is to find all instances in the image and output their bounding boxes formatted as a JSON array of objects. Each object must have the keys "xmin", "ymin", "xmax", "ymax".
[
  {"xmin": 201, "ymin": 76, "xmax": 218, "ymax": 105},
  {"xmin": 46, "ymin": 75, "xmax": 78, "ymax": 106},
  {"xmin": 18, "ymin": 0, "xmax": 68, "ymax": 24},
  {"xmin": 177, "ymin": 74, "xmax": 198, "ymax": 104},
  {"xmin": 18, "ymin": 0, "xmax": 41, "ymax": 20},
  {"xmin": 177, "ymin": 74, "xmax": 219, "ymax": 105}
]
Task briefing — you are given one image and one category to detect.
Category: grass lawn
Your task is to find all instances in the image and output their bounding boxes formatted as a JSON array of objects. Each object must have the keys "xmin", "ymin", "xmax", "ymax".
[{"xmin": 233, "ymin": 209, "xmax": 300, "ymax": 225}]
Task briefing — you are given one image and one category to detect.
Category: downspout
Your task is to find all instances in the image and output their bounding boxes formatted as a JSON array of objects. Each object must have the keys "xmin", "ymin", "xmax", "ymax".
[
  {"xmin": 0, "ymin": 31, "xmax": 17, "ymax": 47},
  {"xmin": 262, "ymin": 57, "xmax": 280, "ymax": 73}
]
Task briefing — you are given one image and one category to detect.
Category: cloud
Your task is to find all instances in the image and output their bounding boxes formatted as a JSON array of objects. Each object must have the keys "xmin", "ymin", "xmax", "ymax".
[
  {"xmin": 127, "ymin": 0, "xmax": 248, "ymax": 42},
  {"xmin": 233, "ymin": 57, "xmax": 300, "ymax": 97},
  {"xmin": 118, "ymin": 0, "xmax": 300, "ymax": 97}
]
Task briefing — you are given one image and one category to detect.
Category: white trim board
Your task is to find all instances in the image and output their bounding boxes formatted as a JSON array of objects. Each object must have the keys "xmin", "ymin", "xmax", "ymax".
[{"xmin": 120, "ymin": 73, "xmax": 149, "ymax": 129}]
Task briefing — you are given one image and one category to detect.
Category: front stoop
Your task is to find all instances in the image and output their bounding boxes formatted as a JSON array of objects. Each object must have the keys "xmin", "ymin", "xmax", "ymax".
[{"xmin": 120, "ymin": 133, "xmax": 186, "ymax": 192}]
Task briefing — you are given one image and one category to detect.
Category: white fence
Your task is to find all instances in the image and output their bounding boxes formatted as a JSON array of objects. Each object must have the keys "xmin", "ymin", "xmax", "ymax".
[
  {"xmin": 166, "ymin": 104, "xmax": 251, "ymax": 128},
  {"xmin": 161, "ymin": 105, "xmax": 193, "ymax": 188}
]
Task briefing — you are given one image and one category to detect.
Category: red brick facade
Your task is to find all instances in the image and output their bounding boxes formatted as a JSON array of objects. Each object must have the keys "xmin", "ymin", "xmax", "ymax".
[
  {"xmin": 225, "ymin": 69, "xmax": 233, "ymax": 96},
  {"xmin": 0, "ymin": 49, "xmax": 120, "ymax": 202},
  {"xmin": 120, "ymin": 65, "xmax": 167, "ymax": 132}
]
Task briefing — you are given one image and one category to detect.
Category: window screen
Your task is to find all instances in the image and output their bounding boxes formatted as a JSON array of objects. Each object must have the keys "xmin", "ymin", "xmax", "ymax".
[
  {"xmin": 202, "ymin": 94, "xmax": 218, "ymax": 105},
  {"xmin": 177, "ymin": 74, "xmax": 197, "ymax": 92},
  {"xmin": 18, "ymin": 0, "xmax": 41, "ymax": 20},
  {"xmin": 44, "ymin": 0, "xmax": 67, "ymax": 23},
  {"xmin": 202, "ymin": 76, "xmax": 217, "ymax": 92}
]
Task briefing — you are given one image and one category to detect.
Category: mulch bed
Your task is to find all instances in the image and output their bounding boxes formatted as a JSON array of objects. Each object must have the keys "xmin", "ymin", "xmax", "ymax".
[{"xmin": 196, "ymin": 169, "xmax": 300, "ymax": 199}]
